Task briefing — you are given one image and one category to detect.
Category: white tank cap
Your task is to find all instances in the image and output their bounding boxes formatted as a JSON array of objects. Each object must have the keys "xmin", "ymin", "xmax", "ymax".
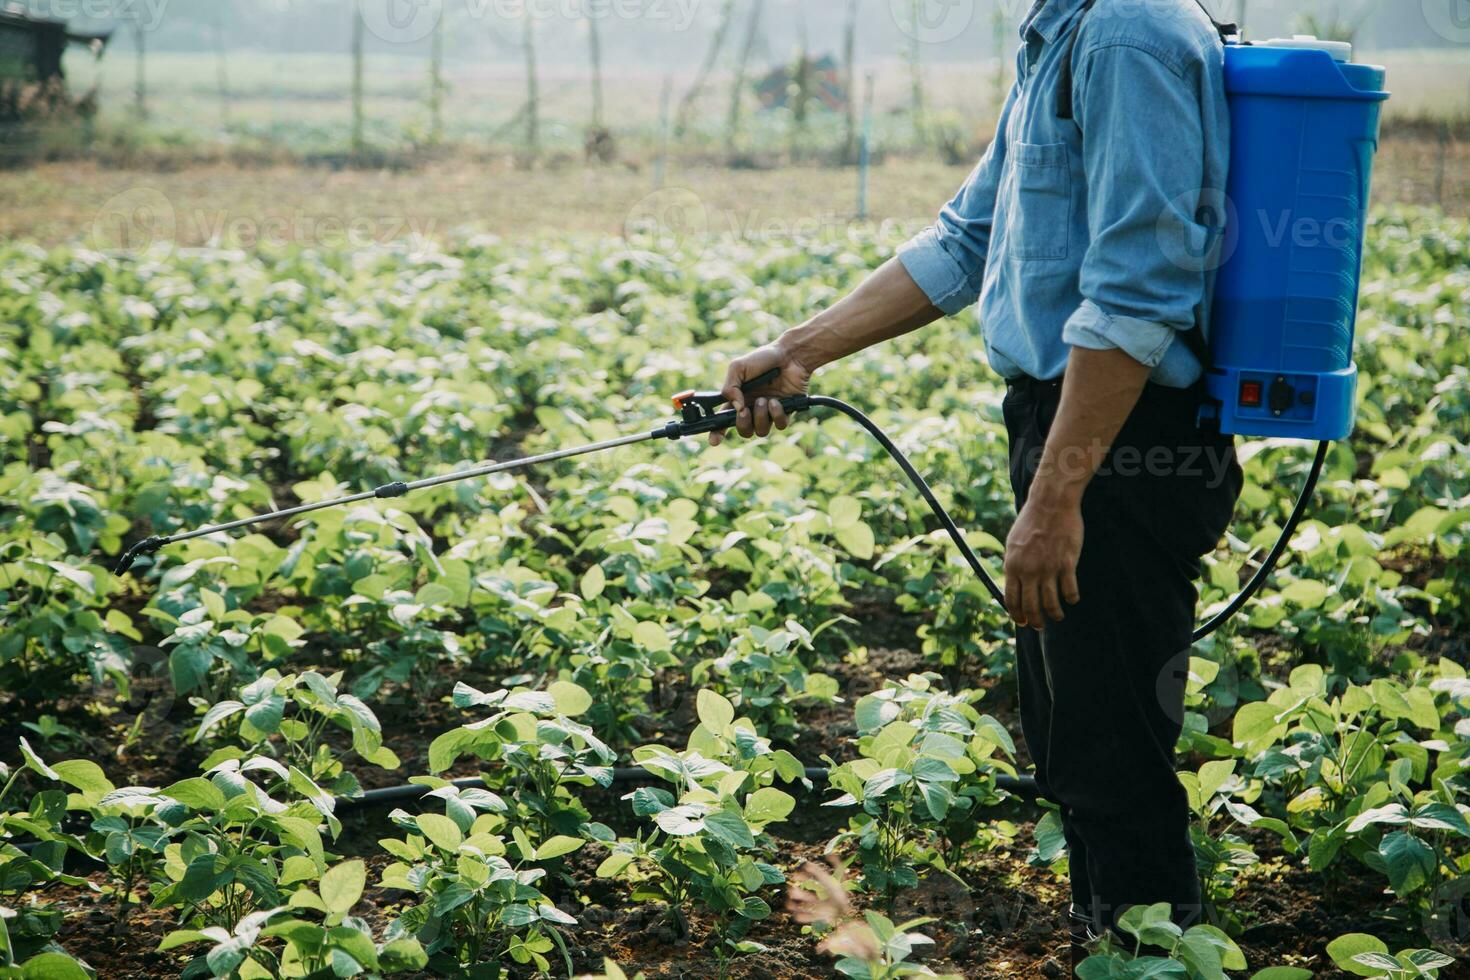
[{"xmin": 1260, "ymin": 35, "xmax": 1353, "ymax": 62}]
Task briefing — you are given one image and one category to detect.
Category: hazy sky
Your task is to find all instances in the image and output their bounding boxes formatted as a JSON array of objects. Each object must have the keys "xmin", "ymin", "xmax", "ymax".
[{"xmin": 20, "ymin": 0, "xmax": 1463, "ymax": 67}]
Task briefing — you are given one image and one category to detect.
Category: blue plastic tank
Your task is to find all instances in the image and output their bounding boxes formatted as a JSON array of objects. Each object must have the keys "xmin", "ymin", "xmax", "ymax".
[{"xmin": 1206, "ymin": 37, "xmax": 1388, "ymax": 441}]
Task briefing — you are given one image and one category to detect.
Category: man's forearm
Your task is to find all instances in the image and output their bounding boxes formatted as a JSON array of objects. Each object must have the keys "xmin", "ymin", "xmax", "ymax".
[
  {"xmin": 1030, "ymin": 346, "xmax": 1153, "ymax": 508},
  {"xmin": 779, "ymin": 258, "xmax": 944, "ymax": 370}
]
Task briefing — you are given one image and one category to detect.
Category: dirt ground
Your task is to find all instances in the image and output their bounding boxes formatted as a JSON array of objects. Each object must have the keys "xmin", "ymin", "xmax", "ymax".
[
  {"xmin": 11, "ymin": 636, "xmax": 1470, "ymax": 979},
  {"xmin": 0, "ymin": 133, "xmax": 1464, "ymax": 250}
]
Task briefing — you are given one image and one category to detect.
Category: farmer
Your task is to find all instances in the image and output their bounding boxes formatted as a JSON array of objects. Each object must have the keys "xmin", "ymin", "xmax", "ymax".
[{"xmin": 711, "ymin": 0, "xmax": 1242, "ymax": 969}]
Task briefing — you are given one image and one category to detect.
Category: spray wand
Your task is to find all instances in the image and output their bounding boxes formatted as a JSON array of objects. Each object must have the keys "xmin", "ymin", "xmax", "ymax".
[{"xmin": 112, "ymin": 369, "xmax": 1327, "ymax": 644}]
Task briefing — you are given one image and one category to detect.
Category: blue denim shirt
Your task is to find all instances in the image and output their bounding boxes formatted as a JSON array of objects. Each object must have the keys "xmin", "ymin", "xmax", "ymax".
[{"xmin": 898, "ymin": 0, "xmax": 1229, "ymax": 387}]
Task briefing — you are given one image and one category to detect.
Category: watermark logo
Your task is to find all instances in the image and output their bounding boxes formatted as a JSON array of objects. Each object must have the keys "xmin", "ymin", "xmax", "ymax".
[
  {"xmin": 1423, "ymin": 0, "xmax": 1470, "ymax": 44},
  {"xmin": 24, "ymin": 0, "xmax": 170, "ymax": 32},
  {"xmin": 624, "ymin": 186, "xmax": 711, "ymax": 262},
  {"xmin": 359, "ymin": 0, "xmax": 445, "ymax": 44},
  {"xmin": 356, "ymin": 0, "xmax": 705, "ymax": 39},
  {"xmin": 91, "ymin": 186, "xmax": 177, "ymax": 259},
  {"xmin": 1157, "ymin": 188, "xmax": 1238, "ymax": 274},
  {"xmin": 890, "ymin": 0, "xmax": 975, "ymax": 45}
]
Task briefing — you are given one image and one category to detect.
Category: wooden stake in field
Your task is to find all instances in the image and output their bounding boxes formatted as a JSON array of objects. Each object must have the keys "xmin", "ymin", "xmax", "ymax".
[
  {"xmin": 351, "ymin": 0, "xmax": 365, "ymax": 156},
  {"xmin": 725, "ymin": 0, "xmax": 764, "ymax": 158},
  {"xmin": 587, "ymin": 12, "xmax": 604, "ymax": 132},
  {"xmin": 213, "ymin": 5, "xmax": 231, "ymax": 126},
  {"xmin": 656, "ymin": 75, "xmax": 672, "ymax": 187},
  {"xmin": 132, "ymin": 22, "xmax": 147, "ymax": 121},
  {"xmin": 906, "ymin": 0, "xmax": 925, "ymax": 145},
  {"xmin": 429, "ymin": 13, "xmax": 444, "ymax": 145},
  {"xmin": 991, "ymin": 6, "xmax": 1010, "ymax": 111},
  {"xmin": 842, "ymin": 0, "xmax": 859, "ymax": 165},
  {"xmin": 522, "ymin": 10, "xmax": 540, "ymax": 163},
  {"xmin": 676, "ymin": 0, "xmax": 735, "ymax": 139},
  {"xmin": 788, "ymin": 5, "xmax": 811, "ymax": 162},
  {"xmin": 857, "ymin": 71, "xmax": 875, "ymax": 219}
]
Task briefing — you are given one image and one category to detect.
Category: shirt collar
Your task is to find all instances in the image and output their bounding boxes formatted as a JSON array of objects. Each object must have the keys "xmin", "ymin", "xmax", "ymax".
[{"xmin": 1021, "ymin": 0, "xmax": 1092, "ymax": 45}]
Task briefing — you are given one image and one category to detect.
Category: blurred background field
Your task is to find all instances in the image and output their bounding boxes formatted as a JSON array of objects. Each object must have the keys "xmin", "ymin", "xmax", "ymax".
[{"xmin": 0, "ymin": 0, "xmax": 1467, "ymax": 246}]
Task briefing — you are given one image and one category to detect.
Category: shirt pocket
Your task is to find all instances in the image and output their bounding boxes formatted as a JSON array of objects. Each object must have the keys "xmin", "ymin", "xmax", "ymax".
[{"xmin": 1009, "ymin": 141, "xmax": 1072, "ymax": 262}]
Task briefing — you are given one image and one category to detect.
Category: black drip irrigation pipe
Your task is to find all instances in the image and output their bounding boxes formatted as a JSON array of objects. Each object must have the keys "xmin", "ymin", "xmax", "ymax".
[
  {"xmin": 343, "ymin": 768, "xmax": 1043, "ymax": 811},
  {"xmin": 15, "ymin": 770, "xmax": 1042, "ymax": 866}
]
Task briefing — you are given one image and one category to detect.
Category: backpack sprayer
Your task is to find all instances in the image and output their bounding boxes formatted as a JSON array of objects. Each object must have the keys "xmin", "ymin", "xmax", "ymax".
[{"xmin": 105, "ymin": 27, "xmax": 1387, "ymax": 807}]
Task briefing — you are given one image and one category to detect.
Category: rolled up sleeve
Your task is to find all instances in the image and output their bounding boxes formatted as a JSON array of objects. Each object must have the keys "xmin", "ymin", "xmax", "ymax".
[
  {"xmin": 1062, "ymin": 38, "xmax": 1214, "ymax": 366},
  {"xmin": 898, "ymin": 84, "xmax": 1018, "ymax": 316},
  {"xmin": 1063, "ymin": 299, "xmax": 1178, "ymax": 367}
]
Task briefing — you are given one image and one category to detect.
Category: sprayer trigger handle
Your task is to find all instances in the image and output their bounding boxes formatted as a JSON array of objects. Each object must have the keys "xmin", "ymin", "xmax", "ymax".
[
  {"xmin": 739, "ymin": 367, "xmax": 782, "ymax": 396},
  {"xmin": 675, "ymin": 367, "xmax": 783, "ymax": 414}
]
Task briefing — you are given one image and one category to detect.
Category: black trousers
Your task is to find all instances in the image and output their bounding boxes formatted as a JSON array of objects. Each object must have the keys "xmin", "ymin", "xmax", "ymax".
[{"xmin": 1002, "ymin": 376, "xmax": 1243, "ymax": 931}]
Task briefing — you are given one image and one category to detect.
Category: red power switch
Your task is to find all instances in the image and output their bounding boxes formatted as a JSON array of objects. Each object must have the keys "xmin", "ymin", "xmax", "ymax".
[{"xmin": 1239, "ymin": 380, "xmax": 1264, "ymax": 408}]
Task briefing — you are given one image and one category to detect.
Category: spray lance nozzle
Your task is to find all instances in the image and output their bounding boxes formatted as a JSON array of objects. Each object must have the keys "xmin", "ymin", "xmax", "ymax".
[
  {"xmin": 112, "ymin": 535, "xmax": 167, "ymax": 577},
  {"xmin": 108, "ymin": 367, "xmax": 805, "ymax": 581}
]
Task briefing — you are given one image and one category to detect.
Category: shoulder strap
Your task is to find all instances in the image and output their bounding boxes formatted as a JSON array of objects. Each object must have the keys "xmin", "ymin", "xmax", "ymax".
[
  {"xmin": 1054, "ymin": 0, "xmax": 1233, "ymax": 375},
  {"xmin": 1056, "ymin": 0, "xmax": 1236, "ymax": 122}
]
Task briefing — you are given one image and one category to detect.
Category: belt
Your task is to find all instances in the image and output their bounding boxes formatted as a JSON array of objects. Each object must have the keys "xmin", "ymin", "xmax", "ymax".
[{"xmin": 1004, "ymin": 375, "xmax": 1064, "ymax": 394}]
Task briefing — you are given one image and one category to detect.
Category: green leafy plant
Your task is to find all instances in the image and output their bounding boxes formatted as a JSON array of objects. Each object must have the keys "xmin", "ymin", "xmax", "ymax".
[
  {"xmin": 192, "ymin": 669, "xmax": 401, "ymax": 800},
  {"xmin": 1327, "ymin": 933, "xmax": 1456, "ymax": 979},
  {"xmin": 823, "ymin": 675, "xmax": 1015, "ymax": 904},
  {"xmin": 377, "ymin": 793, "xmax": 580, "ymax": 974},
  {"xmin": 787, "ymin": 860, "xmax": 958, "ymax": 979},
  {"xmin": 692, "ymin": 620, "xmax": 842, "ymax": 738},
  {"xmin": 597, "ymin": 690, "xmax": 796, "ymax": 975},
  {"xmin": 1077, "ymin": 903, "xmax": 1292, "ymax": 980},
  {"xmin": 0, "ymin": 743, "xmax": 97, "ymax": 973},
  {"xmin": 428, "ymin": 680, "xmax": 615, "ymax": 841},
  {"xmin": 160, "ymin": 862, "xmax": 429, "ymax": 978}
]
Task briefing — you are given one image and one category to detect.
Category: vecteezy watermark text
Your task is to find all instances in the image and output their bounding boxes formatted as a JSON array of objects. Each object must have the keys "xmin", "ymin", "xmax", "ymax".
[
  {"xmin": 91, "ymin": 187, "xmax": 437, "ymax": 256},
  {"xmin": 357, "ymin": 0, "xmax": 701, "ymax": 44},
  {"xmin": 622, "ymin": 186, "xmax": 916, "ymax": 265},
  {"xmin": 21, "ymin": 0, "xmax": 169, "ymax": 30}
]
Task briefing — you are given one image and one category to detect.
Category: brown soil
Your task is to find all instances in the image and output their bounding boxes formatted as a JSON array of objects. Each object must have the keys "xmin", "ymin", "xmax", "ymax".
[{"xmin": 7, "ymin": 626, "xmax": 1468, "ymax": 978}]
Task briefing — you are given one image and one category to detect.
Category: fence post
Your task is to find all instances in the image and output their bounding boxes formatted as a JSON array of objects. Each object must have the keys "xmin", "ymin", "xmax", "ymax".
[
  {"xmin": 351, "ymin": 0, "xmax": 365, "ymax": 156},
  {"xmin": 429, "ymin": 13, "xmax": 444, "ymax": 145},
  {"xmin": 857, "ymin": 71, "xmax": 875, "ymax": 220},
  {"xmin": 133, "ymin": 22, "xmax": 147, "ymax": 121},
  {"xmin": 655, "ymin": 75, "xmax": 672, "ymax": 188}
]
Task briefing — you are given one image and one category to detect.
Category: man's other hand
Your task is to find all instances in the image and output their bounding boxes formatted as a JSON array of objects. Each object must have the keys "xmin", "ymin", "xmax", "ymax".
[{"xmin": 1003, "ymin": 496, "xmax": 1084, "ymax": 627}]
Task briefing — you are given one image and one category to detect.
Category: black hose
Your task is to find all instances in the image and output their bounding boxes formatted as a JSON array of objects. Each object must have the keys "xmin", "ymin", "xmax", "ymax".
[
  {"xmin": 803, "ymin": 395, "xmax": 1008, "ymax": 606},
  {"xmin": 1190, "ymin": 441, "xmax": 1331, "ymax": 642},
  {"xmin": 341, "ymin": 769, "xmax": 1042, "ymax": 811},
  {"xmin": 799, "ymin": 397, "xmax": 1330, "ymax": 645}
]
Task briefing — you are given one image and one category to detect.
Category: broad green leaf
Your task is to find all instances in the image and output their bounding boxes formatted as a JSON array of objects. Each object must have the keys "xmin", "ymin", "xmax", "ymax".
[
  {"xmin": 416, "ymin": 813, "xmax": 464, "ymax": 853},
  {"xmin": 580, "ymin": 564, "xmax": 606, "ymax": 600},
  {"xmin": 743, "ymin": 787, "xmax": 795, "ymax": 825},
  {"xmin": 17, "ymin": 951, "xmax": 92, "ymax": 979},
  {"xmin": 195, "ymin": 700, "xmax": 247, "ymax": 741},
  {"xmin": 702, "ymin": 810, "xmax": 756, "ymax": 850},
  {"xmin": 1327, "ymin": 934, "xmax": 1390, "ymax": 976},
  {"xmin": 320, "ymin": 859, "xmax": 366, "ymax": 916},
  {"xmin": 18, "ymin": 737, "xmax": 59, "ymax": 781},
  {"xmin": 829, "ymin": 495, "xmax": 862, "ymax": 529},
  {"xmin": 1378, "ymin": 831, "xmax": 1435, "ymax": 894},
  {"xmin": 632, "ymin": 621, "xmax": 670, "ymax": 653},
  {"xmin": 535, "ymin": 835, "xmax": 585, "ymax": 860},
  {"xmin": 548, "ymin": 681, "xmax": 592, "ymax": 717},
  {"xmin": 835, "ymin": 521, "xmax": 876, "ymax": 560},
  {"xmin": 696, "ymin": 689, "xmax": 735, "ymax": 732}
]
